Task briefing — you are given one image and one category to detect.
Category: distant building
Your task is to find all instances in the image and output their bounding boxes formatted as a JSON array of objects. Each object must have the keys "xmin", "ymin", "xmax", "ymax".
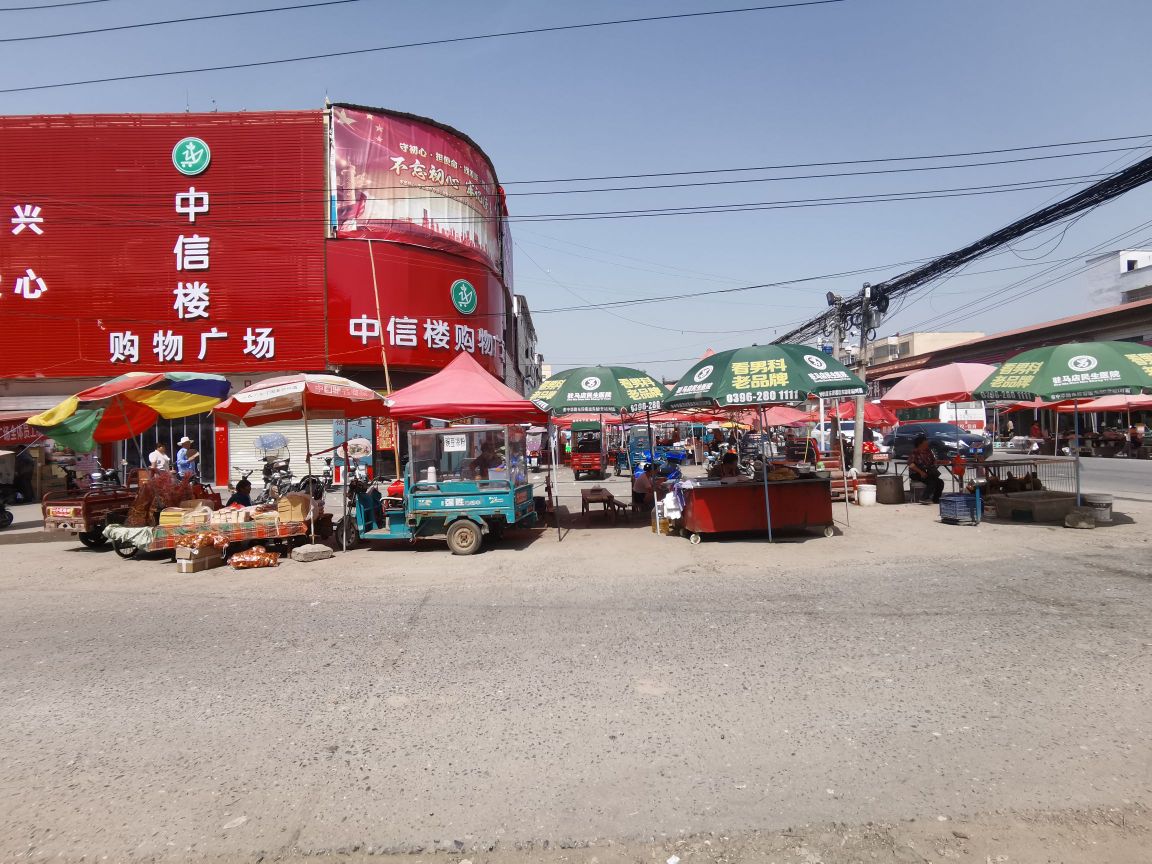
[
  {"xmin": 506, "ymin": 294, "xmax": 543, "ymax": 395},
  {"xmin": 862, "ymin": 331, "xmax": 984, "ymax": 366},
  {"xmin": 1086, "ymin": 249, "xmax": 1152, "ymax": 306}
]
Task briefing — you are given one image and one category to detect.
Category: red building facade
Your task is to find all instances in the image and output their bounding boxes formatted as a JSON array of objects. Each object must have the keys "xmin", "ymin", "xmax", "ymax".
[{"xmin": 0, "ymin": 105, "xmax": 516, "ymax": 479}]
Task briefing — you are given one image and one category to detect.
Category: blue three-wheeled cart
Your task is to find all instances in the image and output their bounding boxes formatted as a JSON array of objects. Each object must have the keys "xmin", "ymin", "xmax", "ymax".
[{"xmin": 349, "ymin": 424, "xmax": 537, "ymax": 555}]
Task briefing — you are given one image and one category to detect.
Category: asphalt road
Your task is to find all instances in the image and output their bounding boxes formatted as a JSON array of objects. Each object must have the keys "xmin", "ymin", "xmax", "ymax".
[
  {"xmin": 1, "ymin": 491, "xmax": 1150, "ymax": 863},
  {"xmin": 1077, "ymin": 455, "xmax": 1152, "ymax": 501}
]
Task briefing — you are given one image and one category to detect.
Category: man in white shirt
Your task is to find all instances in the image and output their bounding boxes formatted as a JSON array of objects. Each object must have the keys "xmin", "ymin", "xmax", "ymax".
[{"xmin": 148, "ymin": 442, "xmax": 171, "ymax": 471}]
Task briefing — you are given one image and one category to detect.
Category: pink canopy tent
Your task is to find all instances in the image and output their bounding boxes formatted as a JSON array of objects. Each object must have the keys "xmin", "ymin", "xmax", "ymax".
[
  {"xmin": 1054, "ymin": 393, "xmax": 1152, "ymax": 413},
  {"xmin": 759, "ymin": 405, "xmax": 810, "ymax": 427},
  {"xmin": 879, "ymin": 362, "xmax": 997, "ymax": 408},
  {"xmin": 827, "ymin": 401, "xmax": 898, "ymax": 425},
  {"xmin": 384, "ymin": 353, "xmax": 548, "ymax": 423},
  {"xmin": 999, "ymin": 397, "xmax": 1073, "ymax": 413}
]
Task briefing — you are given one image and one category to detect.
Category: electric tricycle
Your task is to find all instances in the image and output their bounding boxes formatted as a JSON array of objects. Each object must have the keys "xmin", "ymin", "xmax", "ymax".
[
  {"xmin": 41, "ymin": 460, "xmax": 135, "ymax": 548},
  {"xmin": 570, "ymin": 420, "xmax": 607, "ymax": 480},
  {"xmin": 343, "ymin": 424, "xmax": 537, "ymax": 555}
]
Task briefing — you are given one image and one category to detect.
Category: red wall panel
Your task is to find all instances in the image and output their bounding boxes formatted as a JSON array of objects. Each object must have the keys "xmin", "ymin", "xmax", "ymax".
[{"xmin": 0, "ymin": 111, "xmax": 327, "ymax": 378}]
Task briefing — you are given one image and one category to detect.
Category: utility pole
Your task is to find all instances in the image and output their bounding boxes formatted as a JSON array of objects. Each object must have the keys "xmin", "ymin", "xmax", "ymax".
[
  {"xmin": 824, "ymin": 293, "xmax": 844, "ymax": 455},
  {"xmin": 851, "ymin": 283, "xmax": 871, "ymax": 474}
]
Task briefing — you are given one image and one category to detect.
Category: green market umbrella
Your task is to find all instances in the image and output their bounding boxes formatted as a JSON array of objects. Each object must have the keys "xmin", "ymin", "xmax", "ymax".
[
  {"xmin": 972, "ymin": 341, "xmax": 1152, "ymax": 402},
  {"xmin": 529, "ymin": 366, "xmax": 665, "ymax": 415},
  {"xmin": 972, "ymin": 341, "xmax": 1152, "ymax": 504},
  {"xmin": 663, "ymin": 345, "xmax": 865, "ymax": 542},
  {"xmin": 664, "ymin": 344, "xmax": 865, "ymax": 410}
]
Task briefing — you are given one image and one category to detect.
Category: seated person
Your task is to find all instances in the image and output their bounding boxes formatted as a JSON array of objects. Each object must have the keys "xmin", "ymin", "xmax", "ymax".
[
  {"xmin": 631, "ymin": 463, "xmax": 660, "ymax": 512},
  {"xmin": 470, "ymin": 440, "xmax": 504, "ymax": 479},
  {"xmin": 226, "ymin": 479, "xmax": 253, "ymax": 508},
  {"xmin": 717, "ymin": 451, "xmax": 743, "ymax": 478}
]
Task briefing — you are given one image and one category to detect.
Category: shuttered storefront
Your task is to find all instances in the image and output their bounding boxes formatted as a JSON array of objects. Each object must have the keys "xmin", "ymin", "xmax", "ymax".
[{"xmin": 226, "ymin": 420, "xmax": 334, "ymax": 489}]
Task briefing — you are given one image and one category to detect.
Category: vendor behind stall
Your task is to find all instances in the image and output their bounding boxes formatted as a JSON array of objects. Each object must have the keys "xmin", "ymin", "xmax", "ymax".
[
  {"xmin": 226, "ymin": 479, "xmax": 253, "ymax": 508},
  {"xmin": 717, "ymin": 451, "xmax": 742, "ymax": 478},
  {"xmin": 908, "ymin": 434, "xmax": 944, "ymax": 504},
  {"xmin": 632, "ymin": 463, "xmax": 661, "ymax": 511}
]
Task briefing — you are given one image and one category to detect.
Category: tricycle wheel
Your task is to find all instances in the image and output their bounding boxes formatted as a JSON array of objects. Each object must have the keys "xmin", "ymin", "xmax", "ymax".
[
  {"xmin": 446, "ymin": 519, "xmax": 482, "ymax": 556},
  {"xmin": 112, "ymin": 539, "xmax": 137, "ymax": 559},
  {"xmin": 78, "ymin": 530, "xmax": 107, "ymax": 549},
  {"xmin": 823, "ymin": 525, "xmax": 835, "ymax": 538},
  {"xmin": 336, "ymin": 517, "xmax": 359, "ymax": 549},
  {"xmin": 689, "ymin": 532, "xmax": 702, "ymax": 545},
  {"xmin": 0, "ymin": 508, "xmax": 13, "ymax": 530}
]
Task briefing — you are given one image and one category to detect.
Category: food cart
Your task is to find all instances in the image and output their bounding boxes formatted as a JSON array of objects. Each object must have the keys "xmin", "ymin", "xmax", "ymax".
[
  {"xmin": 570, "ymin": 420, "xmax": 607, "ymax": 480},
  {"xmin": 350, "ymin": 424, "xmax": 537, "ymax": 555},
  {"xmin": 106, "ymin": 514, "xmax": 331, "ymax": 560},
  {"xmin": 678, "ymin": 476, "xmax": 835, "ymax": 543}
]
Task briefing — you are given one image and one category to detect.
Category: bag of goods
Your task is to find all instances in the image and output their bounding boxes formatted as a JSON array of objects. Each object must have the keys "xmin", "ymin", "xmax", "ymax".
[
  {"xmin": 228, "ymin": 544, "xmax": 280, "ymax": 569},
  {"xmin": 766, "ymin": 467, "xmax": 798, "ymax": 482}
]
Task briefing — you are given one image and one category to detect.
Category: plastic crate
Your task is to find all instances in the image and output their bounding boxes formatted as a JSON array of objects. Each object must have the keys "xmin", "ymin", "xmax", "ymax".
[{"xmin": 939, "ymin": 492, "xmax": 980, "ymax": 525}]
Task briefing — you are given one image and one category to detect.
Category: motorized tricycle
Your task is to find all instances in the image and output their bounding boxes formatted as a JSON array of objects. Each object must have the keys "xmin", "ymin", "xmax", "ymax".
[
  {"xmin": 340, "ymin": 424, "xmax": 537, "ymax": 555},
  {"xmin": 41, "ymin": 460, "xmax": 135, "ymax": 548},
  {"xmin": 570, "ymin": 420, "xmax": 607, "ymax": 480}
]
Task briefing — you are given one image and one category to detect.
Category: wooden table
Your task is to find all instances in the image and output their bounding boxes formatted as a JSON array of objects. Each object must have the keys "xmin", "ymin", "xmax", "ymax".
[{"xmin": 580, "ymin": 488, "xmax": 626, "ymax": 522}]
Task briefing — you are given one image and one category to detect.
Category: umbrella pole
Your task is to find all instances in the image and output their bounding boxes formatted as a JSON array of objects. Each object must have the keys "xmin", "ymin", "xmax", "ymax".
[
  {"xmin": 838, "ymin": 423, "xmax": 851, "ymax": 527},
  {"xmin": 550, "ymin": 418, "xmax": 561, "ymax": 542},
  {"xmin": 1074, "ymin": 402, "xmax": 1082, "ymax": 506},
  {"xmin": 342, "ymin": 417, "xmax": 348, "ymax": 553},
  {"xmin": 303, "ymin": 390, "xmax": 315, "ymax": 545},
  {"xmin": 646, "ymin": 410, "xmax": 653, "ymax": 464},
  {"xmin": 759, "ymin": 406, "xmax": 773, "ymax": 543}
]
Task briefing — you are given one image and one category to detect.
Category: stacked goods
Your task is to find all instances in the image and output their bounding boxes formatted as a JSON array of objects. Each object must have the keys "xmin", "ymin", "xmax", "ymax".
[
  {"xmin": 277, "ymin": 493, "xmax": 312, "ymax": 523},
  {"xmin": 229, "ymin": 544, "xmax": 280, "ymax": 569},
  {"xmin": 159, "ymin": 507, "xmax": 187, "ymax": 527},
  {"xmin": 210, "ymin": 508, "xmax": 251, "ymax": 526},
  {"xmin": 174, "ymin": 531, "xmax": 230, "ymax": 551},
  {"xmin": 173, "ymin": 531, "xmax": 228, "ymax": 572}
]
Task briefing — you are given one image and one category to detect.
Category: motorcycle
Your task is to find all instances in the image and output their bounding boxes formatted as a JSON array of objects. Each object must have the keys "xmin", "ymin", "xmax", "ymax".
[
  {"xmin": 257, "ymin": 454, "xmax": 294, "ymax": 503},
  {"xmin": 293, "ymin": 456, "xmax": 337, "ymax": 502}
]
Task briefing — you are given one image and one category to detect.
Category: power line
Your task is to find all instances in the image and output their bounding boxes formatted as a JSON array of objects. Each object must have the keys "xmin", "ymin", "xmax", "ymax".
[
  {"xmin": 502, "ymin": 133, "xmax": 1152, "ymax": 186},
  {"xmin": 0, "ymin": 0, "xmax": 365, "ymax": 43},
  {"xmin": 0, "ymin": 0, "xmax": 848, "ymax": 93},
  {"xmin": 773, "ymin": 151, "xmax": 1152, "ymax": 344},
  {"xmin": 0, "ymin": 0, "xmax": 111, "ymax": 9}
]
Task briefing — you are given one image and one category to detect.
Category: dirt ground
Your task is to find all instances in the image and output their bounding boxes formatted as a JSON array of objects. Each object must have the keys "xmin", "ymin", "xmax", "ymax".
[{"xmin": 1, "ymin": 477, "xmax": 1150, "ymax": 864}]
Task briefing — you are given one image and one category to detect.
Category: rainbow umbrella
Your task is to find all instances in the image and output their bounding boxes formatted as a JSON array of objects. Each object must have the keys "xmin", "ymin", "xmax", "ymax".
[{"xmin": 28, "ymin": 372, "xmax": 231, "ymax": 452}]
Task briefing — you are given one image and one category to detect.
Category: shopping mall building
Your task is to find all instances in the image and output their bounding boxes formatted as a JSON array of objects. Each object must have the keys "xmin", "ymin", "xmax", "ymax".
[{"xmin": 0, "ymin": 104, "xmax": 542, "ymax": 486}]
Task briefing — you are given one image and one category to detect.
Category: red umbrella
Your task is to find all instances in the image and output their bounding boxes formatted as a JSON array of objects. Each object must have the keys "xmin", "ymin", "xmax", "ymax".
[
  {"xmin": 760, "ymin": 405, "xmax": 810, "ymax": 426},
  {"xmin": 384, "ymin": 353, "xmax": 547, "ymax": 423},
  {"xmin": 1054, "ymin": 394, "xmax": 1152, "ymax": 412},
  {"xmin": 879, "ymin": 362, "xmax": 997, "ymax": 408},
  {"xmin": 828, "ymin": 401, "xmax": 898, "ymax": 425},
  {"xmin": 214, "ymin": 373, "xmax": 388, "ymax": 425}
]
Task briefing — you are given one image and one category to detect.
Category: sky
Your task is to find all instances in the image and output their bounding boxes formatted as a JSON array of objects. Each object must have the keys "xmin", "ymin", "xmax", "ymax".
[{"xmin": 4, "ymin": 0, "xmax": 1152, "ymax": 379}]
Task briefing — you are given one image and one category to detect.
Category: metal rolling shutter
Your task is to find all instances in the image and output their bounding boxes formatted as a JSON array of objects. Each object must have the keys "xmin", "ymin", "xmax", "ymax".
[{"xmin": 226, "ymin": 419, "xmax": 334, "ymax": 488}]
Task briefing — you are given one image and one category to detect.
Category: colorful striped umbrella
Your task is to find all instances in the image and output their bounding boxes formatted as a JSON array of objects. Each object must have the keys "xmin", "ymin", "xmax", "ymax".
[{"xmin": 28, "ymin": 371, "xmax": 231, "ymax": 452}]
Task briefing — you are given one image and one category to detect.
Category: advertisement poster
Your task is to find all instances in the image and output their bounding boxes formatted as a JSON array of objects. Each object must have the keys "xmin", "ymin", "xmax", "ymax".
[
  {"xmin": 331, "ymin": 105, "xmax": 505, "ymax": 275},
  {"xmin": 333, "ymin": 418, "xmax": 374, "ymax": 477}
]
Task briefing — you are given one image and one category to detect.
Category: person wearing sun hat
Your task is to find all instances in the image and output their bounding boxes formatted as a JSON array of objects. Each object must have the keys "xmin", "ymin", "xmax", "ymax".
[{"xmin": 175, "ymin": 436, "xmax": 199, "ymax": 478}]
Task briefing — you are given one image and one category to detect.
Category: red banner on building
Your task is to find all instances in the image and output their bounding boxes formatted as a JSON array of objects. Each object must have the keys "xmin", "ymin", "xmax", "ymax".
[
  {"xmin": 331, "ymin": 105, "xmax": 505, "ymax": 275},
  {"xmin": 326, "ymin": 239, "xmax": 507, "ymax": 377},
  {"xmin": 0, "ymin": 112, "xmax": 327, "ymax": 378}
]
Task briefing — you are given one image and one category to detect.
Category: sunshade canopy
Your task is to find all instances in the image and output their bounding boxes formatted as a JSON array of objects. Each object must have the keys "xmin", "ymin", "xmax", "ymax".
[
  {"xmin": 664, "ymin": 344, "xmax": 865, "ymax": 410},
  {"xmin": 214, "ymin": 373, "xmax": 387, "ymax": 426},
  {"xmin": 1054, "ymin": 393, "xmax": 1152, "ymax": 413},
  {"xmin": 973, "ymin": 341, "xmax": 1152, "ymax": 401},
  {"xmin": 530, "ymin": 366, "xmax": 665, "ymax": 415},
  {"xmin": 385, "ymin": 352, "xmax": 547, "ymax": 423},
  {"xmin": 879, "ymin": 363, "xmax": 997, "ymax": 408},
  {"xmin": 28, "ymin": 371, "xmax": 230, "ymax": 452},
  {"xmin": 827, "ymin": 401, "xmax": 898, "ymax": 425}
]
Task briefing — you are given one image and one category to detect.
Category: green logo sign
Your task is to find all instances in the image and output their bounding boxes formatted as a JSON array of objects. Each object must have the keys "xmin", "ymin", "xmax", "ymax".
[
  {"xmin": 450, "ymin": 279, "xmax": 478, "ymax": 315},
  {"xmin": 172, "ymin": 137, "xmax": 211, "ymax": 176}
]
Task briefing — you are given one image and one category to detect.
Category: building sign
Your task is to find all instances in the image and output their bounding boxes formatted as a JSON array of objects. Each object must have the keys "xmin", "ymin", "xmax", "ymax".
[
  {"xmin": 0, "ymin": 111, "xmax": 326, "ymax": 378},
  {"xmin": 331, "ymin": 105, "xmax": 505, "ymax": 275},
  {"xmin": 326, "ymin": 239, "xmax": 506, "ymax": 376}
]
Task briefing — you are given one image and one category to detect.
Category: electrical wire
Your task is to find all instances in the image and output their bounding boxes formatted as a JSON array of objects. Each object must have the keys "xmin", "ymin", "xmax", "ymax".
[
  {"xmin": 0, "ymin": 0, "xmax": 111, "ymax": 9},
  {"xmin": 0, "ymin": 0, "xmax": 366, "ymax": 43},
  {"xmin": 0, "ymin": 0, "xmax": 848, "ymax": 93}
]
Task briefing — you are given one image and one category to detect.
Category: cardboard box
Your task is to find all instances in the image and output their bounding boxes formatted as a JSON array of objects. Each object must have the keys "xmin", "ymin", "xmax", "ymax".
[
  {"xmin": 176, "ymin": 553, "xmax": 224, "ymax": 573},
  {"xmin": 175, "ymin": 544, "xmax": 224, "ymax": 560},
  {"xmin": 159, "ymin": 507, "xmax": 188, "ymax": 526},
  {"xmin": 179, "ymin": 499, "xmax": 216, "ymax": 510},
  {"xmin": 210, "ymin": 508, "xmax": 250, "ymax": 526},
  {"xmin": 277, "ymin": 493, "xmax": 311, "ymax": 523}
]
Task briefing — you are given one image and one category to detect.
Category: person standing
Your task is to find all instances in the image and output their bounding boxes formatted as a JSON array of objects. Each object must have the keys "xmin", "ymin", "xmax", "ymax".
[
  {"xmin": 148, "ymin": 442, "xmax": 171, "ymax": 472},
  {"xmin": 1005, "ymin": 419, "xmax": 1015, "ymax": 440},
  {"xmin": 908, "ymin": 434, "xmax": 944, "ymax": 504},
  {"xmin": 14, "ymin": 445, "xmax": 35, "ymax": 503},
  {"xmin": 175, "ymin": 436, "xmax": 198, "ymax": 478}
]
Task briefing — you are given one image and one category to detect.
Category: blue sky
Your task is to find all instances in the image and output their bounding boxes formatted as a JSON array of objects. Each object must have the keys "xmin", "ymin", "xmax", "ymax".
[{"xmin": 5, "ymin": 0, "xmax": 1152, "ymax": 378}]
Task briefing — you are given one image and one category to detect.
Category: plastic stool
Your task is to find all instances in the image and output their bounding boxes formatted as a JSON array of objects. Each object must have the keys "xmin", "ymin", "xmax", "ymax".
[{"xmin": 908, "ymin": 481, "xmax": 928, "ymax": 503}]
